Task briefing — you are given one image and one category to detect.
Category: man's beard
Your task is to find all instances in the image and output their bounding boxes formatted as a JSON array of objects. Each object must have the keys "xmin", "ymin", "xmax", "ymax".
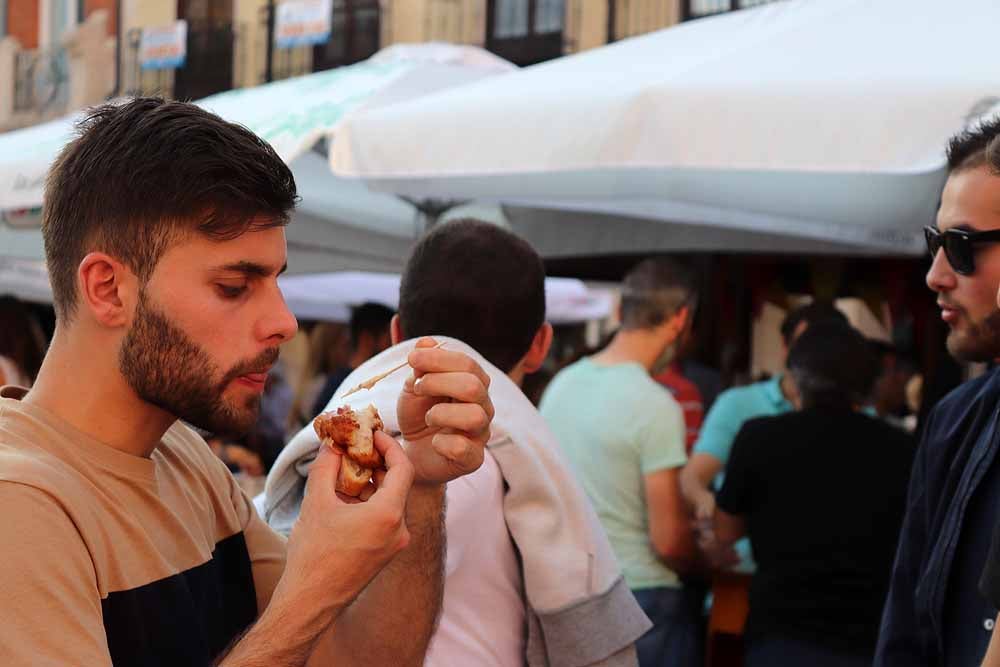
[
  {"xmin": 947, "ymin": 308, "xmax": 1000, "ymax": 363},
  {"xmin": 119, "ymin": 290, "xmax": 279, "ymax": 435}
]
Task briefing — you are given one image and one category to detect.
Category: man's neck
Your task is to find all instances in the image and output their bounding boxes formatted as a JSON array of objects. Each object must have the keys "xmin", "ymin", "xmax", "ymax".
[
  {"xmin": 24, "ymin": 328, "xmax": 174, "ymax": 458},
  {"xmin": 779, "ymin": 373, "xmax": 796, "ymax": 402},
  {"xmin": 591, "ymin": 329, "xmax": 663, "ymax": 372}
]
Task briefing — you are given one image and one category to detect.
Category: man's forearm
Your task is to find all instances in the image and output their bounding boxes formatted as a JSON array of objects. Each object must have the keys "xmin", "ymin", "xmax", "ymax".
[
  {"xmin": 309, "ymin": 484, "xmax": 446, "ymax": 667},
  {"xmin": 218, "ymin": 583, "xmax": 342, "ymax": 667}
]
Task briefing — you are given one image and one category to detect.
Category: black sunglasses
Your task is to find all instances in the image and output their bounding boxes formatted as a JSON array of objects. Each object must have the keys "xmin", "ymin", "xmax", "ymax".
[{"xmin": 924, "ymin": 226, "xmax": 1000, "ymax": 276}]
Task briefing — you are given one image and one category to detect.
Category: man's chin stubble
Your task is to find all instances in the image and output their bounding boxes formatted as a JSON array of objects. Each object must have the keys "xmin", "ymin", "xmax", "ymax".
[{"xmin": 948, "ymin": 312, "xmax": 1000, "ymax": 362}]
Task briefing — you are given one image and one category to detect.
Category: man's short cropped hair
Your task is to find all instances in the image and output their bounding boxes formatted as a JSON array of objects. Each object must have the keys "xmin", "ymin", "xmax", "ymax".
[
  {"xmin": 398, "ymin": 218, "xmax": 545, "ymax": 373},
  {"xmin": 779, "ymin": 301, "xmax": 848, "ymax": 346},
  {"xmin": 619, "ymin": 258, "xmax": 695, "ymax": 331},
  {"xmin": 43, "ymin": 97, "xmax": 298, "ymax": 321},
  {"xmin": 787, "ymin": 322, "xmax": 878, "ymax": 410},
  {"xmin": 947, "ymin": 115, "xmax": 1000, "ymax": 174},
  {"xmin": 350, "ymin": 302, "xmax": 395, "ymax": 345}
]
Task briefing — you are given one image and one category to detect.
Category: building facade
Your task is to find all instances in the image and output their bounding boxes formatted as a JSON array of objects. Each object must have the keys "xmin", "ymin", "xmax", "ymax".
[
  {"xmin": 0, "ymin": 0, "xmax": 782, "ymax": 131},
  {"xmin": 0, "ymin": 0, "xmax": 117, "ymax": 131}
]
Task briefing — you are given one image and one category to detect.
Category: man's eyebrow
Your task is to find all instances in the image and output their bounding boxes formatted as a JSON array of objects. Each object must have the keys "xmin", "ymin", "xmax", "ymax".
[{"xmin": 215, "ymin": 261, "xmax": 287, "ymax": 277}]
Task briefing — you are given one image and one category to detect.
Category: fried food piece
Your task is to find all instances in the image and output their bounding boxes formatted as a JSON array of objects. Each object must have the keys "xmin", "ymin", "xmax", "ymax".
[{"xmin": 313, "ymin": 405, "xmax": 385, "ymax": 497}]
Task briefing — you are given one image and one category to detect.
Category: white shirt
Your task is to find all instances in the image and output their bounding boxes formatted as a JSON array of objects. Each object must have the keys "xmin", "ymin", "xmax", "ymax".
[{"xmin": 425, "ymin": 450, "xmax": 526, "ymax": 666}]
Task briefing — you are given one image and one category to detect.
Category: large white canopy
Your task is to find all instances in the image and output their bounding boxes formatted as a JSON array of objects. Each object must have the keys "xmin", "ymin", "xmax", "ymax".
[{"xmin": 331, "ymin": 0, "xmax": 1000, "ymax": 256}]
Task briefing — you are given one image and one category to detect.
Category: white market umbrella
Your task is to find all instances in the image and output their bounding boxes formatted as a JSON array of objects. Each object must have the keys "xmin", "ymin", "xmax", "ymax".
[
  {"xmin": 279, "ymin": 271, "xmax": 614, "ymax": 325},
  {"xmin": 331, "ymin": 0, "xmax": 1000, "ymax": 256}
]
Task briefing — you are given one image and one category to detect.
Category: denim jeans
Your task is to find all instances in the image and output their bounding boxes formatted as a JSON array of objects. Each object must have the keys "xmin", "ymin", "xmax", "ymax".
[
  {"xmin": 746, "ymin": 636, "xmax": 872, "ymax": 667},
  {"xmin": 631, "ymin": 586, "xmax": 703, "ymax": 667}
]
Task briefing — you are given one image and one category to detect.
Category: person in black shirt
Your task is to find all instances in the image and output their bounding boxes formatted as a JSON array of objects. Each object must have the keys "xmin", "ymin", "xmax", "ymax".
[{"xmin": 715, "ymin": 323, "xmax": 916, "ymax": 667}]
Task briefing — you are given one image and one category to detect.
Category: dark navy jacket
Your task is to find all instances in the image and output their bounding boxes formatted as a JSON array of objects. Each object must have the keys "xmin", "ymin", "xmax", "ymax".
[{"xmin": 875, "ymin": 368, "xmax": 1000, "ymax": 666}]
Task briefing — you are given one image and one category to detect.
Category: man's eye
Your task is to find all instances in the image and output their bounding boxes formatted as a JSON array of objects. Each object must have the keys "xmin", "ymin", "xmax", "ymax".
[{"xmin": 217, "ymin": 284, "xmax": 247, "ymax": 299}]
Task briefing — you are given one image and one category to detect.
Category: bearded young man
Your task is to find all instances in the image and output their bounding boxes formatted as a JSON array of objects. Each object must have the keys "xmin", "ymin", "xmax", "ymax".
[
  {"xmin": 874, "ymin": 117, "xmax": 1000, "ymax": 667},
  {"xmin": 0, "ymin": 98, "xmax": 493, "ymax": 667}
]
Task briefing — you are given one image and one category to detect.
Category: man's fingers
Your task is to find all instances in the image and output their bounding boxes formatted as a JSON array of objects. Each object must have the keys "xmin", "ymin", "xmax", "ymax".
[
  {"xmin": 413, "ymin": 336, "xmax": 439, "ymax": 350},
  {"xmin": 370, "ymin": 431, "xmax": 414, "ymax": 508},
  {"xmin": 304, "ymin": 441, "xmax": 344, "ymax": 509},
  {"xmin": 425, "ymin": 402, "xmax": 491, "ymax": 436},
  {"xmin": 410, "ymin": 372, "xmax": 491, "ymax": 408},
  {"xmin": 431, "ymin": 432, "xmax": 485, "ymax": 472},
  {"xmin": 407, "ymin": 347, "xmax": 492, "ymax": 390}
]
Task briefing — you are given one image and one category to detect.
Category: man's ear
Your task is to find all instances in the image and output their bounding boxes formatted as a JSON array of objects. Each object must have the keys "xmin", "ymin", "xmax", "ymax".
[
  {"xmin": 78, "ymin": 252, "xmax": 136, "ymax": 328},
  {"xmin": 390, "ymin": 314, "xmax": 403, "ymax": 346},
  {"xmin": 665, "ymin": 306, "xmax": 690, "ymax": 344},
  {"xmin": 521, "ymin": 323, "xmax": 554, "ymax": 374}
]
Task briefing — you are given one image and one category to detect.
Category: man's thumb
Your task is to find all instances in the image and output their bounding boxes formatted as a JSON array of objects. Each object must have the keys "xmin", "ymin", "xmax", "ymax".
[{"xmin": 305, "ymin": 441, "xmax": 343, "ymax": 504}]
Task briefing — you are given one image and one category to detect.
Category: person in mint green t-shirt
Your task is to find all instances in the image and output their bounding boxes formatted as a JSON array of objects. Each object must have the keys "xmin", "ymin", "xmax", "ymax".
[{"xmin": 540, "ymin": 258, "xmax": 700, "ymax": 667}]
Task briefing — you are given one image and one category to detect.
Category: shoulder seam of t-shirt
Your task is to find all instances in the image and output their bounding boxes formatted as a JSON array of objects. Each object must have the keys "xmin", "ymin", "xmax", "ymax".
[{"xmin": 0, "ymin": 477, "xmax": 96, "ymax": 562}]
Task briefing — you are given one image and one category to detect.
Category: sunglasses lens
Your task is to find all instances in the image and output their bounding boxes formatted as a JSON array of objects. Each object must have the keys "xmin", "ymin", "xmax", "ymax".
[
  {"xmin": 924, "ymin": 228, "xmax": 941, "ymax": 259},
  {"xmin": 944, "ymin": 234, "xmax": 975, "ymax": 275}
]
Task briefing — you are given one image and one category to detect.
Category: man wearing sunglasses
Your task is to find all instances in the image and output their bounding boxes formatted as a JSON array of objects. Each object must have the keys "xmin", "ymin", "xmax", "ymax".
[{"xmin": 875, "ymin": 118, "xmax": 1000, "ymax": 667}]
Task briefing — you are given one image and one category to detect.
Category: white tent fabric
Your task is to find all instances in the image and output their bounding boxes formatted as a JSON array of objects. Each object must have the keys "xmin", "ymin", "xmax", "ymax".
[
  {"xmin": 278, "ymin": 271, "xmax": 614, "ymax": 324},
  {"xmin": 331, "ymin": 0, "xmax": 1000, "ymax": 256}
]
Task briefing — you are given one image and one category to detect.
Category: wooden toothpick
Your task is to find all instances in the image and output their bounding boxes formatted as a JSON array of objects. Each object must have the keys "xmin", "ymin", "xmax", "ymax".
[{"xmin": 340, "ymin": 341, "xmax": 446, "ymax": 397}]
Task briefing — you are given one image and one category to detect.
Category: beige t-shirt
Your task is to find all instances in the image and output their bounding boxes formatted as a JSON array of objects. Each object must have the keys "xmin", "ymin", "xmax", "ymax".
[{"xmin": 0, "ymin": 387, "xmax": 287, "ymax": 667}]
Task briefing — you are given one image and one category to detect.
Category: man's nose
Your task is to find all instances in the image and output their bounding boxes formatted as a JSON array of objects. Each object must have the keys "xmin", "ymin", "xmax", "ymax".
[{"xmin": 926, "ymin": 248, "xmax": 957, "ymax": 293}]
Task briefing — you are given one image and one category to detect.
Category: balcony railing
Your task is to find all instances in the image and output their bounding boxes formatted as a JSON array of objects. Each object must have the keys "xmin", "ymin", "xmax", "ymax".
[{"xmin": 13, "ymin": 47, "xmax": 70, "ymax": 114}]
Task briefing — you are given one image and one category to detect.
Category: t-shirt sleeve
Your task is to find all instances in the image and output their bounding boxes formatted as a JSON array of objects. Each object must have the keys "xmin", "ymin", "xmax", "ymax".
[
  {"xmin": 693, "ymin": 390, "xmax": 742, "ymax": 463},
  {"xmin": 637, "ymin": 396, "xmax": 688, "ymax": 474},
  {"xmin": 230, "ymin": 476, "xmax": 287, "ymax": 615},
  {"xmin": 716, "ymin": 422, "xmax": 758, "ymax": 515},
  {"xmin": 0, "ymin": 482, "xmax": 113, "ymax": 667}
]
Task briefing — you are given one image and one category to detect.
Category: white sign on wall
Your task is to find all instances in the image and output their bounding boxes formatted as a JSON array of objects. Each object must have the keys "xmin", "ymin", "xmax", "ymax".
[
  {"xmin": 275, "ymin": 0, "xmax": 333, "ymax": 49},
  {"xmin": 139, "ymin": 20, "xmax": 188, "ymax": 70}
]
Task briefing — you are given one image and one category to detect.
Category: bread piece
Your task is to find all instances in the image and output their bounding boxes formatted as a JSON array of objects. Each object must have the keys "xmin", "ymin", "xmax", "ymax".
[{"xmin": 313, "ymin": 405, "xmax": 384, "ymax": 497}]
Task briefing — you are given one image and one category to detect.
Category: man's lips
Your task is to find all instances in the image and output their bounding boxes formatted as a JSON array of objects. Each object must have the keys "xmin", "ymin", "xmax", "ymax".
[
  {"xmin": 234, "ymin": 371, "xmax": 269, "ymax": 391},
  {"xmin": 939, "ymin": 302, "xmax": 961, "ymax": 324}
]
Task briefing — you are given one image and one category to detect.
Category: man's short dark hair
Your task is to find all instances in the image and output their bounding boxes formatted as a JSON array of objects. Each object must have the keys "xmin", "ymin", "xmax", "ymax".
[
  {"xmin": 787, "ymin": 322, "xmax": 878, "ymax": 410},
  {"xmin": 350, "ymin": 302, "xmax": 394, "ymax": 345},
  {"xmin": 780, "ymin": 301, "xmax": 848, "ymax": 346},
  {"xmin": 43, "ymin": 97, "xmax": 298, "ymax": 321},
  {"xmin": 947, "ymin": 116, "xmax": 1000, "ymax": 174},
  {"xmin": 619, "ymin": 258, "xmax": 695, "ymax": 330},
  {"xmin": 398, "ymin": 218, "xmax": 544, "ymax": 373}
]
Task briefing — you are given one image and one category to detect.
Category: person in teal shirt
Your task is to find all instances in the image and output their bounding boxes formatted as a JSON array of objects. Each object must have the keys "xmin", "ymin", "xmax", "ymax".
[
  {"xmin": 680, "ymin": 301, "xmax": 848, "ymax": 570},
  {"xmin": 541, "ymin": 258, "xmax": 700, "ymax": 667}
]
